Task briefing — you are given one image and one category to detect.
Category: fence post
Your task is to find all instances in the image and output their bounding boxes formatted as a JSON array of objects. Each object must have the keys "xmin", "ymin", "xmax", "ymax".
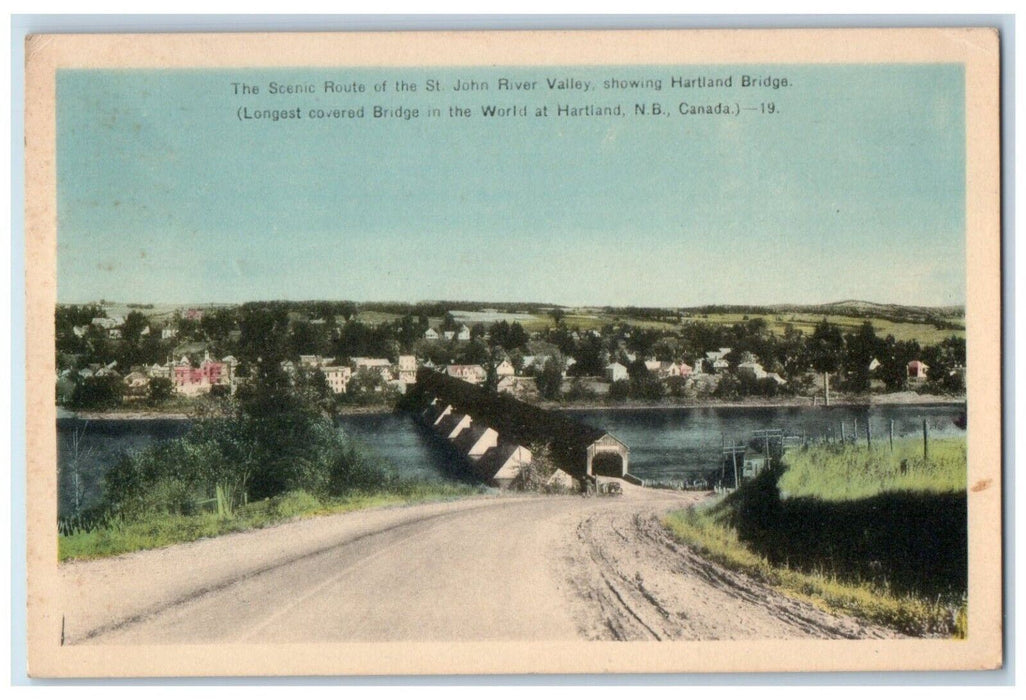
[
  {"xmin": 889, "ymin": 419, "xmax": 894, "ymax": 452},
  {"xmin": 867, "ymin": 420, "xmax": 872, "ymax": 449},
  {"xmin": 922, "ymin": 419, "xmax": 929, "ymax": 461},
  {"xmin": 841, "ymin": 422, "xmax": 846, "ymax": 443}
]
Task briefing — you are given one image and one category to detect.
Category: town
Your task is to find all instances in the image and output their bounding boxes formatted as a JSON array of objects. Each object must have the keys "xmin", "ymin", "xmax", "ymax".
[{"xmin": 54, "ymin": 299, "xmax": 966, "ymax": 411}]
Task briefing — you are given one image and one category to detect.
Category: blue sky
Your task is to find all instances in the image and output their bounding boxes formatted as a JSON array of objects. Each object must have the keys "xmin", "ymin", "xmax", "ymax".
[{"xmin": 57, "ymin": 64, "xmax": 965, "ymax": 307}]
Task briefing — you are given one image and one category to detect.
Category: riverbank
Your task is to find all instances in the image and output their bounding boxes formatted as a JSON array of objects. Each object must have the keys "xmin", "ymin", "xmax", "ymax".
[{"xmin": 59, "ymin": 390, "xmax": 965, "ymax": 421}]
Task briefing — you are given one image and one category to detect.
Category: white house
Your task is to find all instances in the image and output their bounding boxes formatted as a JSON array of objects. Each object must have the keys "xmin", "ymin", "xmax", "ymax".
[
  {"xmin": 737, "ymin": 361, "xmax": 768, "ymax": 380},
  {"xmin": 605, "ymin": 362, "xmax": 628, "ymax": 382},
  {"xmin": 457, "ymin": 325, "xmax": 471, "ymax": 341},
  {"xmin": 423, "ymin": 328, "xmax": 440, "ymax": 341},
  {"xmin": 495, "ymin": 359, "xmax": 516, "ymax": 378},
  {"xmin": 397, "ymin": 355, "xmax": 418, "ymax": 383},
  {"xmin": 445, "ymin": 364, "xmax": 487, "ymax": 384},
  {"xmin": 907, "ymin": 360, "xmax": 929, "ymax": 381},
  {"xmin": 299, "ymin": 354, "xmax": 335, "ymax": 369},
  {"xmin": 323, "ymin": 365, "xmax": 352, "ymax": 394}
]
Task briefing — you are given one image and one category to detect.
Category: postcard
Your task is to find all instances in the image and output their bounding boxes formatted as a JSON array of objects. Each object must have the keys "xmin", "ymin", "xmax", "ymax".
[{"xmin": 24, "ymin": 28, "xmax": 1002, "ymax": 676}]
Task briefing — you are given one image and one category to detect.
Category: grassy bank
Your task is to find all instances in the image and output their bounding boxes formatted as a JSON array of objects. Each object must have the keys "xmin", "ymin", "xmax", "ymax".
[
  {"xmin": 778, "ymin": 439, "xmax": 966, "ymax": 500},
  {"xmin": 663, "ymin": 438, "xmax": 967, "ymax": 637},
  {"xmin": 59, "ymin": 482, "xmax": 482, "ymax": 562}
]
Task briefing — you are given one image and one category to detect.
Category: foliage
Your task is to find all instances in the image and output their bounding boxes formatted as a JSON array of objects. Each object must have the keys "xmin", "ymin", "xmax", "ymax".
[
  {"xmin": 663, "ymin": 504, "xmax": 966, "ymax": 637},
  {"xmin": 59, "ymin": 482, "xmax": 481, "ymax": 561},
  {"xmin": 663, "ymin": 438, "xmax": 968, "ymax": 637},
  {"xmin": 147, "ymin": 377, "xmax": 174, "ymax": 405},
  {"xmin": 777, "ymin": 438, "xmax": 967, "ymax": 501},
  {"xmin": 608, "ymin": 379, "xmax": 630, "ymax": 402},
  {"xmin": 535, "ymin": 355, "xmax": 564, "ymax": 400},
  {"xmin": 99, "ymin": 366, "xmax": 397, "ymax": 521},
  {"xmin": 69, "ymin": 376, "xmax": 125, "ymax": 410}
]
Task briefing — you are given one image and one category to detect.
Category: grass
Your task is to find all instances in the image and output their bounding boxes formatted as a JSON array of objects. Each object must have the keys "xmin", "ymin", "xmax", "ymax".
[
  {"xmin": 662, "ymin": 437, "xmax": 968, "ymax": 637},
  {"xmin": 685, "ymin": 312, "xmax": 963, "ymax": 345},
  {"xmin": 778, "ymin": 438, "xmax": 967, "ymax": 501},
  {"xmin": 663, "ymin": 504, "xmax": 965, "ymax": 637},
  {"xmin": 59, "ymin": 482, "xmax": 482, "ymax": 562}
]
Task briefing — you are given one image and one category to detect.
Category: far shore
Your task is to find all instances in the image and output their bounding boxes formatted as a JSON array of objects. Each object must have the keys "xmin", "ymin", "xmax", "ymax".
[{"xmin": 59, "ymin": 391, "xmax": 965, "ymax": 421}]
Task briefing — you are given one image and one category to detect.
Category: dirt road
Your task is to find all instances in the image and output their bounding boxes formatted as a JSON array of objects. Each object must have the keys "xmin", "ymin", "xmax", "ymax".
[{"xmin": 60, "ymin": 485, "xmax": 898, "ymax": 644}]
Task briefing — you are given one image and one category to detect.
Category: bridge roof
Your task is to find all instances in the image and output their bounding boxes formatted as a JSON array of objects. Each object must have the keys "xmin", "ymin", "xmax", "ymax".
[{"xmin": 413, "ymin": 369, "xmax": 622, "ymax": 479}]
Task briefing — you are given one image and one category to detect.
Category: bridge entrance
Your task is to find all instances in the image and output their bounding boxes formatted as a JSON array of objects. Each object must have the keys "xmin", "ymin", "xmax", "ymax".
[{"xmin": 591, "ymin": 452, "xmax": 626, "ymax": 478}]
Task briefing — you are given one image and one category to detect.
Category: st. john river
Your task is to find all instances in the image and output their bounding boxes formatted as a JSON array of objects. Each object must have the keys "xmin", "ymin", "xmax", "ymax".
[{"xmin": 57, "ymin": 403, "xmax": 966, "ymax": 518}]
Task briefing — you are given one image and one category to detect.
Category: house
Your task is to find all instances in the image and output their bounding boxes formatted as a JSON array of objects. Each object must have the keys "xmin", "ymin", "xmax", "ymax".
[
  {"xmin": 868, "ymin": 357, "xmax": 882, "ymax": 372},
  {"xmin": 350, "ymin": 357, "xmax": 394, "ymax": 380},
  {"xmin": 644, "ymin": 359, "xmax": 662, "ymax": 373},
  {"xmin": 182, "ymin": 308, "xmax": 204, "ymax": 321},
  {"xmin": 495, "ymin": 359, "xmax": 516, "ymax": 378},
  {"xmin": 605, "ymin": 362, "xmax": 628, "ymax": 383},
  {"xmin": 496, "ymin": 375, "xmax": 519, "ymax": 394},
  {"xmin": 146, "ymin": 363, "xmax": 171, "ymax": 380},
  {"xmin": 737, "ymin": 361, "xmax": 768, "ymax": 380},
  {"xmin": 705, "ymin": 347, "xmax": 732, "ymax": 362},
  {"xmin": 299, "ymin": 355, "xmax": 335, "ymax": 369},
  {"xmin": 741, "ymin": 449, "xmax": 770, "ymax": 480},
  {"xmin": 72, "ymin": 325, "xmax": 88, "ymax": 338},
  {"xmin": 91, "ymin": 317, "xmax": 118, "ymax": 330},
  {"xmin": 907, "ymin": 360, "xmax": 929, "ymax": 381},
  {"xmin": 443, "ymin": 330, "xmax": 456, "ymax": 341},
  {"xmin": 322, "ymin": 365, "xmax": 352, "ymax": 394},
  {"xmin": 161, "ymin": 327, "xmax": 178, "ymax": 340},
  {"xmin": 123, "ymin": 370, "xmax": 151, "ymax": 398},
  {"xmin": 546, "ymin": 468, "xmax": 576, "ymax": 491},
  {"xmin": 173, "ymin": 353, "xmax": 225, "ymax": 396},
  {"xmin": 457, "ymin": 325, "xmax": 471, "ymax": 341},
  {"xmin": 677, "ymin": 362, "xmax": 693, "ymax": 378},
  {"xmin": 445, "ymin": 364, "xmax": 487, "ymax": 385},
  {"xmin": 397, "ymin": 355, "xmax": 418, "ymax": 384},
  {"xmin": 423, "ymin": 328, "xmax": 440, "ymax": 341},
  {"xmin": 712, "ymin": 357, "xmax": 731, "ymax": 372}
]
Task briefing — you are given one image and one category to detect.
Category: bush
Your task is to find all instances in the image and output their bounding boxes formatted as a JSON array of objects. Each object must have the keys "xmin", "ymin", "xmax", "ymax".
[{"xmin": 608, "ymin": 379, "xmax": 630, "ymax": 402}]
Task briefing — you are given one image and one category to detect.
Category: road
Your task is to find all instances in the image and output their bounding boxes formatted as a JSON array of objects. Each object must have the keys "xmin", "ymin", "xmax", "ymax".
[{"xmin": 60, "ymin": 485, "xmax": 898, "ymax": 644}]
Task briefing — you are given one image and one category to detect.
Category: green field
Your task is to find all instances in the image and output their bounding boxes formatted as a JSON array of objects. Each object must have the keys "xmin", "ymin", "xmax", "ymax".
[{"xmin": 683, "ymin": 312, "xmax": 963, "ymax": 345}]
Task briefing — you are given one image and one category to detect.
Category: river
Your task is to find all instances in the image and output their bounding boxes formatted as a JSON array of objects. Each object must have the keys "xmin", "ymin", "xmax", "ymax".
[{"xmin": 57, "ymin": 403, "xmax": 966, "ymax": 517}]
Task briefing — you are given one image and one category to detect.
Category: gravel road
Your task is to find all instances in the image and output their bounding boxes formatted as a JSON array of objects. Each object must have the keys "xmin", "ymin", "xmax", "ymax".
[{"xmin": 59, "ymin": 485, "xmax": 898, "ymax": 645}]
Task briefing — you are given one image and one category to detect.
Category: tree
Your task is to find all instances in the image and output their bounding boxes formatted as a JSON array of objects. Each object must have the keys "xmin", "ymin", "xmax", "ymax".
[
  {"xmin": 608, "ymin": 379, "xmax": 630, "ymax": 402},
  {"xmin": 809, "ymin": 319, "xmax": 845, "ymax": 402},
  {"xmin": 121, "ymin": 311, "xmax": 149, "ymax": 346},
  {"xmin": 70, "ymin": 376, "xmax": 124, "ymax": 409},
  {"xmin": 536, "ymin": 356, "xmax": 564, "ymax": 400},
  {"xmin": 147, "ymin": 377, "xmax": 174, "ymax": 405}
]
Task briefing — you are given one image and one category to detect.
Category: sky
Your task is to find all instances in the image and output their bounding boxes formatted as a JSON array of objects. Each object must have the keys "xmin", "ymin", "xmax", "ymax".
[{"xmin": 56, "ymin": 64, "xmax": 965, "ymax": 307}]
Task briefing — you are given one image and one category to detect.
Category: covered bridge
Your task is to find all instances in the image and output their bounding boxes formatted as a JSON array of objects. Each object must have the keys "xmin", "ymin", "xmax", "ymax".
[{"xmin": 410, "ymin": 369, "xmax": 630, "ymax": 483}]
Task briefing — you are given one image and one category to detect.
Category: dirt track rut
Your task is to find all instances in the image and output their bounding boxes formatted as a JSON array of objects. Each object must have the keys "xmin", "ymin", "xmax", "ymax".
[{"xmin": 59, "ymin": 487, "xmax": 899, "ymax": 644}]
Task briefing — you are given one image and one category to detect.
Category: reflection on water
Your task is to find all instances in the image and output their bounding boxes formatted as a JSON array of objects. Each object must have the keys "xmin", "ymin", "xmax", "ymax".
[{"xmin": 57, "ymin": 403, "xmax": 966, "ymax": 516}]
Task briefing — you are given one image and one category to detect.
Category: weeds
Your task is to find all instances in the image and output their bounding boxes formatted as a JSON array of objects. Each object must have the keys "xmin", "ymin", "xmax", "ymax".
[
  {"xmin": 59, "ymin": 482, "xmax": 483, "ymax": 561},
  {"xmin": 663, "ymin": 504, "xmax": 966, "ymax": 637},
  {"xmin": 662, "ymin": 437, "xmax": 968, "ymax": 637}
]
